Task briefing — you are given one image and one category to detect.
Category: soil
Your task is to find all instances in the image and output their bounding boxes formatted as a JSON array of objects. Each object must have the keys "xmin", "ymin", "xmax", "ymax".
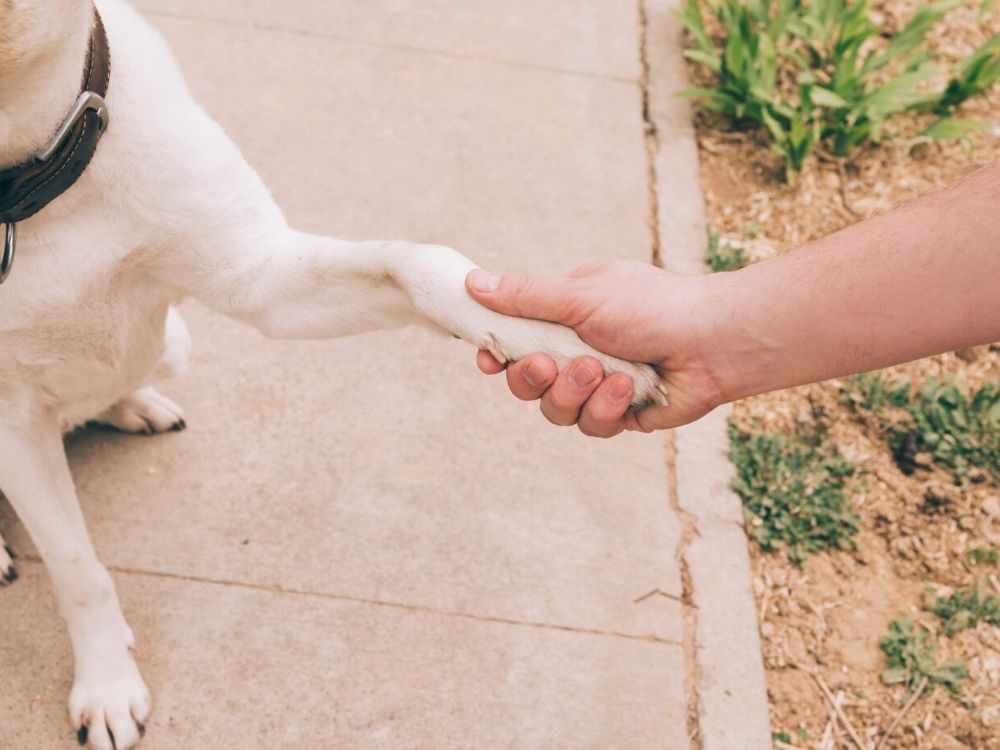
[{"xmin": 685, "ymin": 2, "xmax": 1000, "ymax": 748}]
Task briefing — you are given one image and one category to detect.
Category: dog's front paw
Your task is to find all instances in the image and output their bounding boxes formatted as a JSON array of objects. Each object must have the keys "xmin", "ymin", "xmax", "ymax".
[
  {"xmin": 95, "ymin": 386, "xmax": 186, "ymax": 435},
  {"xmin": 478, "ymin": 322, "xmax": 667, "ymax": 408},
  {"xmin": 400, "ymin": 246, "xmax": 669, "ymax": 408},
  {"xmin": 70, "ymin": 652, "xmax": 150, "ymax": 750}
]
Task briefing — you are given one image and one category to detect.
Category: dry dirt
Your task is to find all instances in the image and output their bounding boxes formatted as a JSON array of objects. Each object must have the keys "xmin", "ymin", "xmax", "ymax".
[{"xmin": 686, "ymin": 2, "xmax": 1000, "ymax": 748}]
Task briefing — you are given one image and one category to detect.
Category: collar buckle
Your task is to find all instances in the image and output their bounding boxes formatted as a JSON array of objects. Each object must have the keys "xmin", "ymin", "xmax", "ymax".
[{"xmin": 37, "ymin": 91, "xmax": 109, "ymax": 163}]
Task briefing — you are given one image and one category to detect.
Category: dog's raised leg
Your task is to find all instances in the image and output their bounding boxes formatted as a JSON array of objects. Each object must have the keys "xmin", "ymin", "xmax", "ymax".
[
  {"xmin": 167, "ymin": 228, "xmax": 666, "ymax": 405},
  {"xmin": 0, "ymin": 413, "xmax": 149, "ymax": 750}
]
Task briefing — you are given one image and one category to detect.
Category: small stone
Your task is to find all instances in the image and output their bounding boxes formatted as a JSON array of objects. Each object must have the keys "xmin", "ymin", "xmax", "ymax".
[
  {"xmin": 982, "ymin": 497, "xmax": 1000, "ymax": 519},
  {"xmin": 784, "ymin": 629, "xmax": 809, "ymax": 665},
  {"xmin": 759, "ymin": 621, "xmax": 775, "ymax": 638},
  {"xmin": 958, "ymin": 516, "xmax": 977, "ymax": 531},
  {"xmin": 822, "ymin": 170, "xmax": 840, "ymax": 189}
]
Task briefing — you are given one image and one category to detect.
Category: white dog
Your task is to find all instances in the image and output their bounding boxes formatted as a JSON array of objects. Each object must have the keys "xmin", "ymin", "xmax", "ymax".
[{"xmin": 0, "ymin": 1, "xmax": 665, "ymax": 747}]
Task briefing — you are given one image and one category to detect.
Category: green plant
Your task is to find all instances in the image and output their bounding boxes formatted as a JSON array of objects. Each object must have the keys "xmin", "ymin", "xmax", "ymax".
[
  {"xmin": 937, "ymin": 31, "xmax": 1000, "ymax": 113},
  {"xmin": 880, "ymin": 618, "xmax": 967, "ymax": 696},
  {"xmin": 840, "ymin": 371, "xmax": 910, "ymax": 411},
  {"xmin": 677, "ymin": 0, "xmax": 1000, "ymax": 180},
  {"xmin": 841, "ymin": 374, "xmax": 1000, "ymax": 482},
  {"xmin": 707, "ymin": 229, "xmax": 748, "ymax": 272},
  {"xmin": 968, "ymin": 544, "xmax": 1000, "ymax": 565},
  {"xmin": 729, "ymin": 423, "xmax": 859, "ymax": 565},
  {"xmin": 892, "ymin": 379, "xmax": 1000, "ymax": 481},
  {"xmin": 926, "ymin": 578, "xmax": 1000, "ymax": 636}
]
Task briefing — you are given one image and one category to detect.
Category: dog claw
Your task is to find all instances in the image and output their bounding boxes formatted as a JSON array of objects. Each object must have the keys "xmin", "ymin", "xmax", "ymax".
[
  {"xmin": 171, "ymin": 419, "xmax": 186, "ymax": 431},
  {"xmin": 4, "ymin": 544, "xmax": 15, "ymax": 560},
  {"xmin": 77, "ymin": 726, "xmax": 88, "ymax": 746},
  {"xmin": 3, "ymin": 566, "xmax": 18, "ymax": 583},
  {"xmin": 137, "ymin": 722, "xmax": 145, "ymax": 737}
]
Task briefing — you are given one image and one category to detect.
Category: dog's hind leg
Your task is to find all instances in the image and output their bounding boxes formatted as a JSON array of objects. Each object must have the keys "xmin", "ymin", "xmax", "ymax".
[
  {"xmin": 95, "ymin": 307, "xmax": 191, "ymax": 435},
  {"xmin": 0, "ymin": 412, "xmax": 149, "ymax": 749}
]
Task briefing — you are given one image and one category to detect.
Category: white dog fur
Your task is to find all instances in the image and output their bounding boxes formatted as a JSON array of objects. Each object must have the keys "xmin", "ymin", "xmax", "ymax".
[{"xmin": 0, "ymin": 1, "xmax": 665, "ymax": 746}]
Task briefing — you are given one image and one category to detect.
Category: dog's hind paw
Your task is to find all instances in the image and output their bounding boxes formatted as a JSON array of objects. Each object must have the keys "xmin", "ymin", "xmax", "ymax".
[
  {"xmin": 95, "ymin": 387, "xmax": 186, "ymax": 435},
  {"xmin": 0, "ymin": 534, "xmax": 17, "ymax": 585}
]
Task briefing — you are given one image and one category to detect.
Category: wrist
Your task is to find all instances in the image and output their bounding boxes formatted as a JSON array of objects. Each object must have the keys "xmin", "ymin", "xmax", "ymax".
[{"xmin": 695, "ymin": 267, "xmax": 778, "ymax": 404}]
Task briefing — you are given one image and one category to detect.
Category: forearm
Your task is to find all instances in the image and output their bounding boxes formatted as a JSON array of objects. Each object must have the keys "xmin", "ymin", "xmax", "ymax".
[{"xmin": 705, "ymin": 160, "xmax": 1000, "ymax": 401}]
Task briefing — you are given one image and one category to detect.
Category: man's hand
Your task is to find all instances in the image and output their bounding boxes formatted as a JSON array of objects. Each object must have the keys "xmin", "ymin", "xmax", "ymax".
[{"xmin": 465, "ymin": 260, "xmax": 726, "ymax": 437}]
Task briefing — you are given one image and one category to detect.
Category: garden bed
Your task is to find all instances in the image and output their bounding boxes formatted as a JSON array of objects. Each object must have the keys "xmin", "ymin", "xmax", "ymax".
[{"xmin": 684, "ymin": 1, "xmax": 1000, "ymax": 747}]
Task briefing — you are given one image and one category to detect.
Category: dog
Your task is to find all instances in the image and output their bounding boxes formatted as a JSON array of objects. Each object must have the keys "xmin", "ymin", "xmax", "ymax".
[{"xmin": 0, "ymin": 1, "xmax": 666, "ymax": 747}]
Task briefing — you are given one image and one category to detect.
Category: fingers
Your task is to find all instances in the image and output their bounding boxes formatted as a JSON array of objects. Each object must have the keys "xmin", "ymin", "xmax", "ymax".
[
  {"xmin": 506, "ymin": 355, "xmax": 558, "ymax": 401},
  {"xmin": 477, "ymin": 351, "xmax": 635, "ymax": 437},
  {"xmin": 539, "ymin": 357, "xmax": 603, "ymax": 426},
  {"xmin": 576, "ymin": 374, "xmax": 633, "ymax": 438},
  {"xmin": 475, "ymin": 351, "xmax": 559, "ymax": 402},
  {"xmin": 466, "ymin": 269, "xmax": 578, "ymax": 323},
  {"xmin": 475, "ymin": 349, "xmax": 506, "ymax": 375}
]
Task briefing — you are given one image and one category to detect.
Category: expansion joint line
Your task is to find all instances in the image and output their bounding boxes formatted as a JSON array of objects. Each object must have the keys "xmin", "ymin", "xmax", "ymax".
[
  {"xmin": 665, "ymin": 432, "xmax": 705, "ymax": 750},
  {"xmin": 637, "ymin": 0, "xmax": 663, "ymax": 267}
]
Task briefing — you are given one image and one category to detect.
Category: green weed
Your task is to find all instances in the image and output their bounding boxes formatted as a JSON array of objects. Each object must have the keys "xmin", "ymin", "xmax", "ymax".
[
  {"xmin": 880, "ymin": 618, "xmax": 967, "ymax": 696},
  {"xmin": 926, "ymin": 578, "xmax": 1000, "ymax": 636},
  {"xmin": 892, "ymin": 379, "xmax": 1000, "ymax": 482},
  {"xmin": 841, "ymin": 374, "xmax": 1000, "ymax": 482},
  {"xmin": 729, "ymin": 423, "xmax": 859, "ymax": 565},
  {"xmin": 968, "ymin": 544, "xmax": 1000, "ymax": 565},
  {"xmin": 840, "ymin": 371, "xmax": 909, "ymax": 411},
  {"xmin": 937, "ymin": 31, "xmax": 1000, "ymax": 114},
  {"xmin": 707, "ymin": 229, "xmax": 749, "ymax": 272},
  {"xmin": 677, "ymin": 0, "xmax": 1000, "ymax": 180}
]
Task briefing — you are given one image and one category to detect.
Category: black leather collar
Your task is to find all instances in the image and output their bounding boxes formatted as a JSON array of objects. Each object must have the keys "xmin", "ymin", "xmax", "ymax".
[{"xmin": 0, "ymin": 8, "xmax": 111, "ymax": 283}]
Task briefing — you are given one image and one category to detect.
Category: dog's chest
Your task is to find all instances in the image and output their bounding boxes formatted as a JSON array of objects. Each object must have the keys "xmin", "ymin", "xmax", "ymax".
[{"xmin": 0, "ymin": 255, "xmax": 173, "ymax": 411}]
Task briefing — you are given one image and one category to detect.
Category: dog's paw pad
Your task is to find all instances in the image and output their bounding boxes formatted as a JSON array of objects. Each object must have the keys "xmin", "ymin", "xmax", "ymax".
[{"xmin": 95, "ymin": 387, "xmax": 186, "ymax": 436}]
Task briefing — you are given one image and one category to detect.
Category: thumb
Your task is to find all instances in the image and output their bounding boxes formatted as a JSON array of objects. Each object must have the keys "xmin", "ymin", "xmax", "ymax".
[{"xmin": 465, "ymin": 269, "xmax": 579, "ymax": 324}]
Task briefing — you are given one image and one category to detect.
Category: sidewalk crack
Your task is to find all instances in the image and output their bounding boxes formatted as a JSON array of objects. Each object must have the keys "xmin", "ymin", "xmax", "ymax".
[
  {"xmin": 666, "ymin": 433, "xmax": 705, "ymax": 750},
  {"xmin": 14, "ymin": 555, "xmax": 682, "ymax": 647},
  {"xmin": 637, "ymin": 2, "xmax": 705, "ymax": 742}
]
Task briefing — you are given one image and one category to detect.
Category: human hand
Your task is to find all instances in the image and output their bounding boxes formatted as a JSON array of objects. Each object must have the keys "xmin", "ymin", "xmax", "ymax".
[{"xmin": 465, "ymin": 260, "xmax": 727, "ymax": 437}]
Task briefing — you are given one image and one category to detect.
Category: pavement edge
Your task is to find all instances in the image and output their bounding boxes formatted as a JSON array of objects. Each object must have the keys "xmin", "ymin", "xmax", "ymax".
[{"xmin": 642, "ymin": 2, "xmax": 774, "ymax": 748}]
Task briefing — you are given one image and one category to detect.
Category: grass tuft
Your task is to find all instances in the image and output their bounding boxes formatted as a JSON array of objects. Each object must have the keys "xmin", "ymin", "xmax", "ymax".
[
  {"xmin": 880, "ymin": 618, "xmax": 967, "ymax": 697},
  {"xmin": 729, "ymin": 423, "xmax": 859, "ymax": 565},
  {"xmin": 707, "ymin": 229, "xmax": 749, "ymax": 272},
  {"xmin": 677, "ymin": 0, "xmax": 1000, "ymax": 180},
  {"xmin": 925, "ymin": 578, "xmax": 1000, "ymax": 637},
  {"xmin": 841, "ymin": 373, "xmax": 1000, "ymax": 482}
]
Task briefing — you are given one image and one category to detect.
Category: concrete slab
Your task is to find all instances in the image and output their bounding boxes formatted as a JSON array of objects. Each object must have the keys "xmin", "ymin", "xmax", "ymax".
[
  {"xmin": 1, "ymin": 562, "xmax": 689, "ymax": 748},
  {"xmin": 129, "ymin": 0, "xmax": 642, "ymax": 81}
]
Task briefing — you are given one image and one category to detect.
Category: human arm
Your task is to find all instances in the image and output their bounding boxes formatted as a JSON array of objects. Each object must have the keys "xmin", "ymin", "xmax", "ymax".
[{"xmin": 466, "ymin": 160, "xmax": 1000, "ymax": 436}]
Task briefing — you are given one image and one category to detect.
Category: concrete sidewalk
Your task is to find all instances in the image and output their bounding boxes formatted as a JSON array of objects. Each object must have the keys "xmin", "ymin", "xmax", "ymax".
[{"xmin": 0, "ymin": 2, "xmax": 768, "ymax": 747}]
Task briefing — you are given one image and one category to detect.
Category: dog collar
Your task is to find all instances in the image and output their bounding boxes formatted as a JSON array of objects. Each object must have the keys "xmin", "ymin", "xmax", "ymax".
[{"xmin": 0, "ymin": 8, "xmax": 111, "ymax": 284}]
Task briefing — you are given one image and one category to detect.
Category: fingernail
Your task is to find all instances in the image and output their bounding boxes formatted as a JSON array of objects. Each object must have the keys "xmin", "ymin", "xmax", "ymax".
[
  {"xmin": 568, "ymin": 361, "xmax": 599, "ymax": 389},
  {"xmin": 608, "ymin": 376, "xmax": 632, "ymax": 401},
  {"xmin": 468, "ymin": 269, "xmax": 500, "ymax": 293},
  {"xmin": 523, "ymin": 361, "xmax": 547, "ymax": 388}
]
